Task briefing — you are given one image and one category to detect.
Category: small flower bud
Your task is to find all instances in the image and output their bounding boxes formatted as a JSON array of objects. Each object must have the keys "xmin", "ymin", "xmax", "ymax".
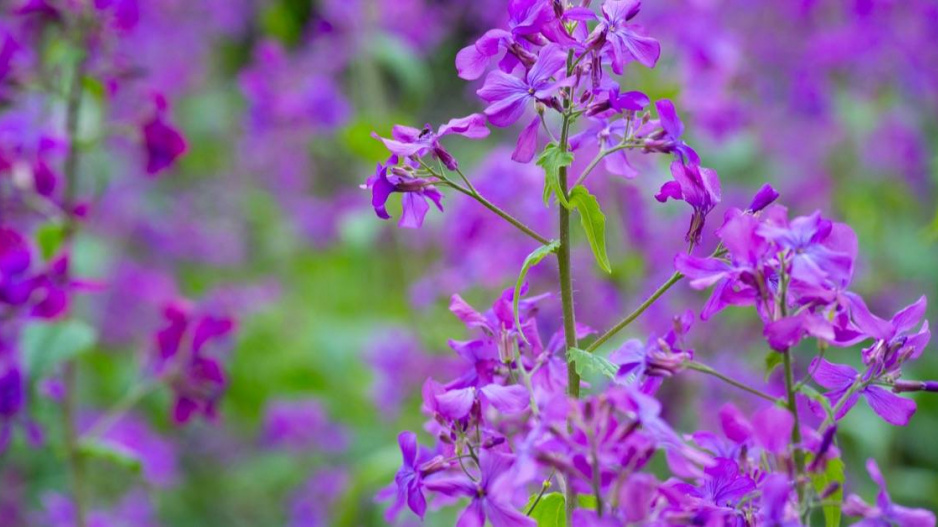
[
  {"xmin": 808, "ymin": 425, "xmax": 837, "ymax": 472},
  {"xmin": 893, "ymin": 380, "xmax": 938, "ymax": 393},
  {"xmin": 819, "ymin": 482, "xmax": 841, "ymax": 500},
  {"xmin": 747, "ymin": 184, "xmax": 780, "ymax": 213}
]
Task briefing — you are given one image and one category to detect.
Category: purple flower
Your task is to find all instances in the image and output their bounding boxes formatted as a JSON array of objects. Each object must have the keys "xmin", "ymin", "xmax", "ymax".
[
  {"xmin": 810, "ymin": 358, "xmax": 916, "ymax": 426},
  {"xmin": 261, "ymin": 399, "xmax": 348, "ymax": 453},
  {"xmin": 288, "ymin": 469, "xmax": 349, "ymax": 527},
  {"xmin": 843, "ymin": 459, "xmax": 936, "ymax": 527},
  {"xmin": 363, "ymin": 161, "xmax": 444, "ymax": 229},
  {"xmin": 142, "ymin": 95, "xmax": 187, "ymax": 176},
  {"xmin": 757, "ymin": 208, "xmax": 856, "ymax": 289},
  {"xmin": 596, "ymin": 0, "xmax": 660, "ymax": 73},
  {"xmin": 424, "ymin": 451, "xmax": 535, "ymax": 527},
  {"xmin": 655, "ymin": 160, "xmax": 721, "ymax": 246},
  {"xmin": 849, "ymin": 295, "xmax": 930, "ymax": 376},
  {"xmin": 454, "ymin": 0, "xmax": 555, "ymax": 80},
  {"xmin": 373, "ymin": 114, "xmax": 489, "ymax": 171},
  {"xmin": 668, "ymin": 458, "xmax": 755, "ymax": 511},
  {"xmin": 612, "ymin": 309, "xmax": 694, "ymax": 392},
  {"xmin": 477, "ymin": 44, "xmax": 571, "ymax": 127},
  {"xmin": 154, "ymin": 300, "xmax": 235, "ymax": 424},
  {"xmin": 383, "ymin": 431, "xmax": 436, "ymax": 521},
  {"xmin": 651, "ymin": 100, "xmax": 700, "ymax": 165}
]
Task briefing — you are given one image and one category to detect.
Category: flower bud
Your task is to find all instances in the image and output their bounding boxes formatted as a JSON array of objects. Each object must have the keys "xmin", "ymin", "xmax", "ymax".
[
  {"xmin": 747, "ymin": 184, "xmax": 780, "ymax": 213},
  {"xmin": 893, "ymin": 379, "xmax": 938, "ymax": 393}
]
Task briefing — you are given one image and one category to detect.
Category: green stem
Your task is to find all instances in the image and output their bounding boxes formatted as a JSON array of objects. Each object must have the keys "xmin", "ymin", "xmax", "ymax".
[
  {"xmin": 586, "ymin": 272, "xmax": 683, "ymax": 353},
  {"xmin": 84, "ymin": 380, "xmax": 157, "ymax": 438},
  {"xmin": 783, "ymin": 349, "xmax": 807, "ymax": 501},
  {"xmin": 525, "ymin": 472, "xmax": 555, "ymax": 516},
  {"xmin": 573, "ymin": 142, "xmax": 643, "ymax": 188},
  {"xmin": 61, "ymin": 14, "xmax": 89, "ymax": 527},
  {"xmin": 686, "ymin": 361, "xmax": 781, "ymax": 403},
  {"xmin": 557, "ymin": 50, "xmax": 581, "ymax": 523}
]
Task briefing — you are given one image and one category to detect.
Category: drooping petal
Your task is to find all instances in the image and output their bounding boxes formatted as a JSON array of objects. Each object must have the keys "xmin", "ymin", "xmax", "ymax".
[
  {"xmin": 752, "ymin": 405, "xmax": 794, "ymax": 454},
  {"xmin": 512, "ymin": 116, "xmax": 540, "ymax": 163},
  {"xmin": 399, "ymin": 193, "xmax": 431, "ymax": 229},
  {"xmin": 863, "ymin": 386, "xmax": 916, "ymax": 426},
  {"xmin": 810, "ymin": 358, "xmax": 858, "ymax": 390},
  {"xmin": 439, "ymin": 114, "xmax": 491, "ymax": 139},
  {"xmin": 480, "ymin": 384, "xmax": 529, "ymax": 414}
]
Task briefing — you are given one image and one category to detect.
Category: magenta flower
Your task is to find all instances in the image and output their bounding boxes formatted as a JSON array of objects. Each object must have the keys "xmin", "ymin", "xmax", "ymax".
[
  {"xmin": 454, "ymin": 0, "xmax": 554, "ymax": 80},
  {"xmin": 596, "ymin": 0, "xmax": 660, "ymax": 73},
  {"xmin": 154, "ymin": 301, "xmax": 235, "ymax": 424},
  {"xmin": 424, "ymin": 451, "xmax": 535, "ymax": 527},
  {"xmin": 810, "ymin": 358, "xmax": 916, "ymax": 426},
  {"xmin": 382, "ymin": 431, "xmax": 436, "ymax": 521},
  {"xmin": 843, "ymin": 459, "xmax": 936, "ymax": 527},
  {"xmin": 373, "ymin": 114, "xmax": 489, "ymax": 170},
  {"xmin": 363, "ymin": 161, "xmax": 444, "ymax": 229},
  {"xmin": 142, "ymin": 95, "xmax": 187, "ymax": 176},
  {"xmin": 477, "ymin": 44, "xmax": 571, "ymax": 127},
  {"xmin": 0, "ymin": 361, "xmax": 42, "ymax": 452},
  {"xmin": 652, "ymin": 99, "xmax": 700, "ymax": 166},
  {"xmin": 655, "ymin": 159, "xmax": 721, "ymax": 246}
]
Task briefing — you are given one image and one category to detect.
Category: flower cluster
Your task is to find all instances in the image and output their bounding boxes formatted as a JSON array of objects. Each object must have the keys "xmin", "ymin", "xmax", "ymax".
[{"xmin": 369, "ymin": 0, "xmax": 938, "ymax": 524}]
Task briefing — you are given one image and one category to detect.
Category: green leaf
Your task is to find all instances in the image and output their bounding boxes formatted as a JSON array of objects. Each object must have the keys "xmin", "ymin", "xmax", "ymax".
[
  {"xmin": 567, "ymin": 186, "xmax": 611, "ymax": 273},
  {"xmin": 20, "ymin": 320, "xmax": 98, "ymax": 379},
  {"xmin": 524, "ymin": 492, "xmax": 565, "ymax": 527},
  {"xmin": 35, "ymin": 222, "xmax": 67, "ymax": 261},
  {"xmin": 78, "ymin": 438, "xmax": 143, "ymax": 474},
  {"xmin": 514, "ymin": 241, "xmax": 560, "ymax": 344},
  {"xmin": 764, "ymin": 351, "xmax": 784, "ymax": 381},
  {"xmin": 809, "ymin": 456, "xmax": 844, "ymax": 527},
  {"xmin": 537, "ymin": 143, "xmax": 574, "ymax": 208},
  {"xmin": 566, "ymin": 347, "xmax": 618, "ymax": 380}
]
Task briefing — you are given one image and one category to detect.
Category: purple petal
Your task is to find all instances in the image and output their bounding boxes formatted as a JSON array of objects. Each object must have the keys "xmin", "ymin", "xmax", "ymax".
[
  {"xmin": 810, "ymin": 358, "xmax": 858, "ymax": 390},
  {"xmin": 399, "ymin": 193, "xmax": 430, "ymax": 229},
  {"xmin": 511, "ymin": 116, "xmax": 540, "ymax": 163},
  {"xmin": 863, "ymin": 386, "xmax": 916, "ymax": 426},
  {"xmin": 480, "ymin": 384, "xmax": 529, "ymax": 414},
  {"xmin": 398, "ymin": 431, "xmax": 418, "ymax": 467},
  {"xmin": 891, "ymin": 295, "xmax": 927, "ymax": 335},
  {"xmin": 655, "ymin": 99, "xmax": 684, "ymax": 139},
  {"xmin": 434, "ymin": 387, "xmax": 476, "ymax": 420},
  {"xmin": 439, "ymin": 114, "xmax": 491, "ymax": 139},
  {"xmin": 752, "ymin": 406, "xmax": 794, "ymax": 454}
]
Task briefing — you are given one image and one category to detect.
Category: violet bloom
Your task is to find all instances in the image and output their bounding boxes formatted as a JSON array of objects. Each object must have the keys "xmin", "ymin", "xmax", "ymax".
[
  {"xmin": 0, "ymin": 364, "xmax": 25, "ymax": 451},
  {"xmin": 364, "ymin": 161, "xmax": 444, "ymax": 229},
  {"xmin": 383, "ymin": 431, "xmax": 437, "ymax": 521},
  {"xmin": 612, "ymin": 310, "xmax": 694, "ymax": 392},
  {"xmin": 569, "ymin": 116, "xmax": 637, "ymax": 178},
  {"xmin": 477, "ymin": 44, "xmax": 571, "ymax": 128},
  {"xmin": 810, "ymin": 358, "xmax": 916, "ymax": 426},
  {"xmin": 651, "ymin": 100, "xmax": 700, "ymax": 165},
  {"xmin": 668, "ymin": 458, "xmax": 755, "ymax": 515},
  {"xmin": 595, "ymin": 0, "xmax": 661, "ymax": 73},
  {"xmin": 655, "ymin": 159, "xmax": 721, "ymax": 246},
  {"xmin": 373, "ymin": 114, "xmax": 489, "ymax": 170},
  {"xmin": 757, "ymin": 208, "xmax": 856, "ymax": 289},
  {"xmin": 454, "ymin": 0, "xmax": 554, "ymax": 80},
  {"xmin": 142, "ymin": 95, "xmax": 187, "ymax": 176},
  {"xmin": 261, "ymin": 399, "xmax": 348, "ymax": 453},
  {"xmin": 843, "ymin": 459, "xmax": 936, "ymax": 527},
  {"xmin": 424, "ymin": 451, "xmax": 535, "ymax": 527},
  {"xmin": 675, "ymin": 208, "xmax": 768, "ymax": 319},
  {"xmin": 849, "ymin": 295, "xmax": 930, "ymax": 377},
  {"xmin": 155, "ymin": 301, "xmax": 235, "ymax": 424}
]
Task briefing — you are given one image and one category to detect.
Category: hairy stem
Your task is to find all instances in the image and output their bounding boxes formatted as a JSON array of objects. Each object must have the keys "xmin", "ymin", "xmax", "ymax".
[
  {"xmin": 573, "ymin": 142, "xmax": 643, "ymax": 188},
  {"xmin": 686, "ymin": 361, "xmax": 781, "ymax": 403}
]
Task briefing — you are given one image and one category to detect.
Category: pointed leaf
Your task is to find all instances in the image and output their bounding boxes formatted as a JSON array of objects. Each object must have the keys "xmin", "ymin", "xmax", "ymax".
[
  {"xmin": 567, "ymin": 347, "xmax": 618, "ymax": 379},
  {"xmin": 524, "ymin": 492, "xmax": 565, "ymax": 526},
  {"xmin": 808, "ymin": 456, "xmax": 844, "ymax": 527},
  {"xmin": 515, "ymin": 241, "xmax": 560, "ymax": 344},
  {"xmin": 568, "ymin": 185, "xmax": 611, "ymax": 273},
  {"xmin": 537, "ymin": 143, "xmax": 573, "ymax": 208}
]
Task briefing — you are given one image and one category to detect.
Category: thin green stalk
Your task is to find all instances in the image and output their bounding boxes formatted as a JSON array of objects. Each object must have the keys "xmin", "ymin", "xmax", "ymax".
[
  {"xmin": 573, "ymin": 142, "xmax": 643, "ymax": 187},
  {"xmin": 61, "ymin": 14, "xmax": 90, "ymax": 527},
  {"xmin": 525, "ymin": 472, "xmax": 555, "ymax": 516},
  {"xmin": 783, "ymin": 350, "xmax": 807, "ymax": 498},
  {"xmin": 586, "ymin": 272, "xmax": 683, "ymax": 352},
  {"xmin": 686, "ymin": 361, "xmax": 782, "ymax": 403},
  {"xmin": 557, "ymin": 49, "xmax": 581, "ymax": 523},
  {"xmin": 84, "ymin": 379, "xmax": 157, "ymax": 438}
]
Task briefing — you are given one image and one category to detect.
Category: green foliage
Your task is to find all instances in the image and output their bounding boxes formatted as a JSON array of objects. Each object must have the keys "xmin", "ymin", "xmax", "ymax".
[
  {"xmin": 20, "ymin": 320, "xmax": 98, "ymax": 380},
  {"xmin": 514, "ymin": 241, "xmax": 560, "ymax": 343},
  {"xmin": 567, "ymin": 186, "xmax": 612, "ymax": 273},
  {"xmin": 524, "ymin": 492, "xmax": 565, "ymax": 526},
  {"xmin": 537, "ymin": 143, "xmax": 574, "ymax": 207},
  {"xmin": 566, "ymin": 347, "xmax": 618, "ymax": 379},
  {"xmin": 78, "ymin": 438, "xmax": 143, "ymax": 474},
  {"xmin": 35, "ymin": 222, "xmax": 67, "ymax": 261},
  {"xmin": 764, "ymin": 351, "xmax": 784, "ymax": 380},
  {"xmin": 809, "ymin": 456, "xmax": 845, "ymax": 527}
]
